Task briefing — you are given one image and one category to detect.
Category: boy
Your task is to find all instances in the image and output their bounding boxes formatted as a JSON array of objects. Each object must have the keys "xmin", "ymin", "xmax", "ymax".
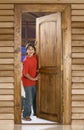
[{"xmin": 22, "ymin": 43, "xmax": 38, "ymax": 121}]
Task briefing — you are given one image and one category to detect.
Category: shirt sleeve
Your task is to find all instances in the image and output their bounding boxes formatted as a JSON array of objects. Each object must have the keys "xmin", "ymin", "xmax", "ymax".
[{"xmin": 23, "ymin": 60, "xmax": 29, "ymax": 76}]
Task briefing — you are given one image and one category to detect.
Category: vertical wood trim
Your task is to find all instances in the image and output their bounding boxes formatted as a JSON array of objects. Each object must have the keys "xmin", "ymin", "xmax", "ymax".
[
  {"xmin": 14, "ymin": 5, "xmax": 21, "ymax": 124},
  {"xmin": 63, "ymin": 5, "xmax": 72, "ymax": 124}
]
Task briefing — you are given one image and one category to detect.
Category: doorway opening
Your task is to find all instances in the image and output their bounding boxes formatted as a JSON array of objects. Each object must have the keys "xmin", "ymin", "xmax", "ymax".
[
  {"xmin": 21, "ymin": 12, "xmax": 61, "ymax": 124},
  {"xmin": 14, "ymin": 4, "xmax": 71, "ymax": 125}
]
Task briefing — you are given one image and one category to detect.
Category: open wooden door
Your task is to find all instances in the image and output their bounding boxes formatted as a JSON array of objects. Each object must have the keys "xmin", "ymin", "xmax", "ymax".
[{"xmin": 36, "ymin": 13, "xmax": 62, "ymax": 123}]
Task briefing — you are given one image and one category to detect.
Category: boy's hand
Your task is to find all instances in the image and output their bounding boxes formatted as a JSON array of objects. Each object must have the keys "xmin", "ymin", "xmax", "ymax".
[{"xmin": 35, "ymin": 74, "xmax": 40, "ymax": 80}]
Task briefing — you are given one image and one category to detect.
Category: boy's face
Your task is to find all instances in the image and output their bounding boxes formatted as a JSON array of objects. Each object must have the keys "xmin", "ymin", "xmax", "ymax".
[{"xmin": 27, "ymin": 46, "xmax": 35, "ymax": 57}]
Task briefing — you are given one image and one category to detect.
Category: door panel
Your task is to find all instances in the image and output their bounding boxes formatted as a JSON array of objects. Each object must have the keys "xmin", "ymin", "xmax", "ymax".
[
  {"xmin": 40, "ymin": 22, "xmax": 57, "ymax": 67},
  {"xmin": 36, "ymin": 13, "xmax": 62, "ymax": 123}
]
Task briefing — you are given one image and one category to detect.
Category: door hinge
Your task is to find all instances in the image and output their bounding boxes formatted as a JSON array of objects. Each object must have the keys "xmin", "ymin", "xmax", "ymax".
[{"xmin": 61, "ymin": 64, "xmax": 64, "ymax": 71}]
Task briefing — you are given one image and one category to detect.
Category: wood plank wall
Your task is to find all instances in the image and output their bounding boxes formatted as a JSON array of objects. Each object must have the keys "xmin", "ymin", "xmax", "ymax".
[
  {"xmin": 0, "ymin": 4, "xmax": 14, "ymax": 126},
  {"xmin": 71, "ymin": 4, "xmax": 84, "ymax": 125},
  {"xmin": 0, "ymin": 2, "xmax": 84, "ymax": 125}
]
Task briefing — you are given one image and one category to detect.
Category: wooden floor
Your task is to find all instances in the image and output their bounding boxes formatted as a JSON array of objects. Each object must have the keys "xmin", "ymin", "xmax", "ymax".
[
  {"xmin": 0, "ymin": 124, "xmax": 84, "ymax": 130},
  {"xmin": 1, "ymin": 125, "xmax": 84, "ymax": 130}
]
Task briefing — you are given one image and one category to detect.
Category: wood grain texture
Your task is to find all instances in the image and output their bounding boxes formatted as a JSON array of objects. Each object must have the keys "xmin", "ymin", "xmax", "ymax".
[
  {"xmin": 72, "ymin": 120, "xmax": 84, "ymax": 125},
  {"xmin": 0, "ymin": 95, "xmax": 14, "ymax": 100},
  {"xmin": 0, "ymin": 16, "xmax": 14, "ymax": 21},
  {"xmin": 0, "ymin": 10, "xmax": 14, "ymax": 15},
  {"xmin": 72, "ymin": 95, "xmax": 84, "ymax": 101},
  {"xmin": 72, "ymin": 41, "xmax": 84, "ymax": 46},
  {"xmin": 63, "ymin": 5, "xmax": 71, "ymax": 124},
  {"xmin": 14, "ymin": 5, "xmax": 21, "ymax": 124},
  {"xmin": 72, "ymin": 4, "xmax": 84, "ymax": 9},
  {"xmin": 0, "ymin": 29, "xmax": 14, "ymax": 34},
  {"xmin": 0, "ymin": 101, "xmax": 14, "ymax": 107},
  {"xmin": 72, "ymin": 59, "xmax": 84, "ymax": 64},
  {"xmin": 0, "ymin": 22, "xmax": 14, "ymax": 28},
  {"xmin": 0, "ymin": 83, "xmax": 14, "ymax": 88},
  {"xmin": 0, "ymin": 41, "xmax": 14, "ymax": 46},
  {"xmin": 0, "ymin": 1, "xmax": 84, "ymax": 125},
  {"xmin": 0, "ymin": 4, "xmax": 14, "ymax": 9},
  {"xmin": 0, "ymin": 0, "xmax": 84, "ymax": 3}
]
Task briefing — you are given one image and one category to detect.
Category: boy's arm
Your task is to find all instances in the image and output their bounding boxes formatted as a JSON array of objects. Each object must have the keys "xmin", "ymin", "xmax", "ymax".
[{"xmin": 24, "ymin": 73, "xmax": 38, "ymax": 81}]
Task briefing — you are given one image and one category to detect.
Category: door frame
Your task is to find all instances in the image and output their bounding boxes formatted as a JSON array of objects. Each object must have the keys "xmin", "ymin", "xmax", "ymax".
[{"xmin": 14, "ymin": 4, "xmax": 71, "ymax": 124}]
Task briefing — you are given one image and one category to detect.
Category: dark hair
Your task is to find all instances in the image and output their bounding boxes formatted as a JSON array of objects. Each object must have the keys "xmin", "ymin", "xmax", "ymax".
[{"xmin": 25, "ymin": 43, "xmax": 36, "ymax": 54}]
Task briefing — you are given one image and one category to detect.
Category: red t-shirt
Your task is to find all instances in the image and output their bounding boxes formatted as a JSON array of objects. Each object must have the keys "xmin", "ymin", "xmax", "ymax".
[{"xmin": 22, "ymin": 55, "xmax": 37, "ymax": 87}]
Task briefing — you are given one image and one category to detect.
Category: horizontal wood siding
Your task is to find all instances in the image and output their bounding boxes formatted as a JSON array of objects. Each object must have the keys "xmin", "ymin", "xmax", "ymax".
[
  {"xmin": 0, "ymin": 4, "xmax": 14, "ymax": 125},
  {"xmin": 0, "ymin": 1, "xmax": 84, "ymax": 125},
  {"xmin": 71, "ymin": 4, "xmax": 84, "ymax": 125}
]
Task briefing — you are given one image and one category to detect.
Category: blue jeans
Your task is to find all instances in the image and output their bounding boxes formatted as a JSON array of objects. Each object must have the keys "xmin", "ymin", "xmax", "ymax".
[
  {"xmin": 23, "ymin": 86, "xmax": 36, "ymax": 118},
  {"xmin": 21, "ymin": 96, "xmax": 25, "ymax": 110}
]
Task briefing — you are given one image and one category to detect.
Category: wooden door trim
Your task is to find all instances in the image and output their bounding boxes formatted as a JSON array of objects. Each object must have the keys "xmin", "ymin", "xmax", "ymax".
[
  {"xmin": 62, "ymin": 6, "xmax": 71, "ymax": 124},
  {"xmin": 14, "ymin": 4, "xmax": 71, "ymax": 124},
  {"xmin": 14, "ymin": 6, "xmax": 22, "ymax": 124}
]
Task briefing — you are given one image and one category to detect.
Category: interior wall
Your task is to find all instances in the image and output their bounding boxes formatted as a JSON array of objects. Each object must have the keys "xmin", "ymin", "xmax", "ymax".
[
  {"xmin": 0, "ymin": 2, "xmax": 84, "ymax": 125},
  {"xmin": 71, "ymin": 4, "xmax": 84, "ymax": 125},
  {"xmin": 0, "ymin": 4, "xmax": 14, "ymax": 126}
]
